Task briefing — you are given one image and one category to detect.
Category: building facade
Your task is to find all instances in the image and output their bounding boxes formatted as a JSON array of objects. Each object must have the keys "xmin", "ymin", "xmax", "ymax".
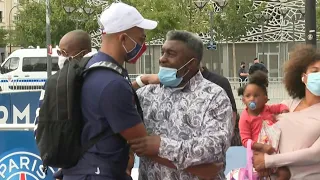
[
  {"xmin": 0, "ymin": 0, "xmax": 20, "ymax": 60},
  {"xmin": 0, "ymin": 0, "xmax": 19, "ymax": 29},
  {"xmin": 90, "ymin": 0, "xmax": 314, "ymax": 78}
]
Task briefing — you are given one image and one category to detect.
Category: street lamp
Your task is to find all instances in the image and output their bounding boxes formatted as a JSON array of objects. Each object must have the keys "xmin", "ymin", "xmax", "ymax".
[
  {"xmin": 213, "ymin": 0, "xmax": 227, "ymax": 75},
  {"xmin": 61, "ymin": 1, "xmax": 95, "ymax": 29},
  {"xmin": 254, "ymin": 12, "xmax": 271, "ymax": 63},
  {"xmin": 193, "ymin": 0, "xmax": 227, "ymax": 74},
  {"xmin": 193, "ymin": 0, "xmax": 208, "ymax": 11},
  {"xmin": 215, "ymin": 0, "xmax": 228, "ymax": 8},
  {"xmin": 8, "ymin": 5, "xmax": 18, "ymax": 54}
]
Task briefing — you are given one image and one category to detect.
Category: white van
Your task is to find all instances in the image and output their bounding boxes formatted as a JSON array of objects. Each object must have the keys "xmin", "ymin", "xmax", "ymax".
[{"xmin": 0, "ymin": 47, "xmax": 97, "ymax": 91}]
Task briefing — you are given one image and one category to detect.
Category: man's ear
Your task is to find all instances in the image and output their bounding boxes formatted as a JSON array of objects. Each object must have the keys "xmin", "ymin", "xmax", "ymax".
[
  {"xmin": 118, "ymin": 33, "xmax": 127, "ymax": 42},
  {"xmin": 190, "ymin": 58, "xmax": 199, "ymax": 69}
]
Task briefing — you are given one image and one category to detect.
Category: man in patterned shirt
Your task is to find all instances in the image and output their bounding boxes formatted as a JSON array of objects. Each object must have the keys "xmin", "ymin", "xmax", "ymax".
[{"xmin": 129, "ymin": 30, "xmax": 233, "ymax": 180}]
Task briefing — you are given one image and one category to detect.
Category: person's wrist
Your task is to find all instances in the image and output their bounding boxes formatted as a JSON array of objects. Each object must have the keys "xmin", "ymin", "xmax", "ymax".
[
  {"xmin": 140, "ymin": 75, "xmax": 149, "ymax": 85},
  {"xmin": 136, "ymin": 75, "xmax": 147, "ymax": 87}
]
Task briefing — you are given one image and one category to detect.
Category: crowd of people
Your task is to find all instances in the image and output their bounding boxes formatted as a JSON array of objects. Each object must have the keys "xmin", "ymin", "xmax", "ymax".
[{"xmin": 33, "ymin": 2, "xmax": 320, "ymax": 180}]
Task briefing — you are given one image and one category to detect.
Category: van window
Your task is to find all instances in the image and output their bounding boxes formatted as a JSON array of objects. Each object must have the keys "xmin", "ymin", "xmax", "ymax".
[
  {"xmin": 22, "ymin": 57, "xmax": 59, "ymax": 72},
  {"xmin": 1, "ymin": 57, "xmax": 20, "ymax": 74}
]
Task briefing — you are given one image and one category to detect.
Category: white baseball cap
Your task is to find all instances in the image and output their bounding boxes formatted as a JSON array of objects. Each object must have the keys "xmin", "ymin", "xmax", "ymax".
[{"xmin": 99, "ymin": 2, "xmax": 158, "ymax": 34}]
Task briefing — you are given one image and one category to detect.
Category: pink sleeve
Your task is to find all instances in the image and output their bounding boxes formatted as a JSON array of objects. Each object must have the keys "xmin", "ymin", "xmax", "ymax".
[
  {"xmin": 265, "ymin": 135, "xmax": 320, "ymax": 168},
  {"xmin": 268, "ymin": 104, "xmax": 289, "ymax": 114},
  {"xmin": 239, "ymin": 111, "xmax": 252, "ymax": 148}
]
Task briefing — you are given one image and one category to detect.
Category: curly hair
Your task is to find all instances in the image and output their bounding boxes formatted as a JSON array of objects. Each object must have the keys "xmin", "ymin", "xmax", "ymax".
[
  {"xmin": 238, "ymin": 70, "xmax": 269, "ymax": 96},
  {"xmin": 284, "ymin": 45, "xmax": 320, "ymax": 99}
]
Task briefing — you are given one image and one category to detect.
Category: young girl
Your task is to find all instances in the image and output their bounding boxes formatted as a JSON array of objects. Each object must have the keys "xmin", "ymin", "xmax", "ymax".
[{"xmin": 238, "ymin": 70, "xmax": 290, "ymax": 180}]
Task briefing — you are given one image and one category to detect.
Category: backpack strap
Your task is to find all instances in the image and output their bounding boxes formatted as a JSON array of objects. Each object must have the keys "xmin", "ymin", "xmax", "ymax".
[
  {"xmin": 81, "ymin": 61, "xmax": 144, "ymax": 154},
  {"xmin": 85, "ymin": 61, "xmax": 143, "ymax": 121},
  {"xmin": 78, "ymin": 56, "xmax": 93, "ymax": 68}
]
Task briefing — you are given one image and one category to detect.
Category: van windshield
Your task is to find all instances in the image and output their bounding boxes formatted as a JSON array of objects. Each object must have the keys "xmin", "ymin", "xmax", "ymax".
[
  {"xmin": 1, "ymin": 57, "xmax": 20, "ymax": 74},
  {"xmin": 22, "ymin": 57, "xmax": 59, "ymax": 72}
]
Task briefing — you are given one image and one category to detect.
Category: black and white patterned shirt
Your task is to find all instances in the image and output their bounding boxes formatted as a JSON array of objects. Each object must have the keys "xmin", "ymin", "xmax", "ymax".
[{"xmin": 136, "ymin": 71, "xmax": 233, "ymax": 180}]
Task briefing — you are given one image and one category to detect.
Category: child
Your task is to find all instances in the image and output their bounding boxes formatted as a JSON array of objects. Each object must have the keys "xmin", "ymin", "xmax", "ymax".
[{"xmin": 238, "ymin": 70, "xmax": 290, "ymax": 180}]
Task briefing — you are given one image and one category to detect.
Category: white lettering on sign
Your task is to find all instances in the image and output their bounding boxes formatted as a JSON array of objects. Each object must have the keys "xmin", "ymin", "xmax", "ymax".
[
  {"xmin": 0, "ymin": 106, "xmax": 8, "ymax": 124},
  {"xmin": 0, "ymin": 151, "xmax": 54, "ymax": 179},
  {"xmin": 0, "ymin": 104, "xmax": 31, "ymax": 124},
  {"xmin": 0, "ymin": 163, "xmax": 6, "ymax": 178},
  {"xmin": 13, "ymin": 104, "xmax": 30, "ymax": 124}
]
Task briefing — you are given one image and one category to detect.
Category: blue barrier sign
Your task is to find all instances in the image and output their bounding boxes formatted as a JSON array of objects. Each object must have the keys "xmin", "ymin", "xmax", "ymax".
[
  {"xmin": 0, "ymin": 131, "xmax": 55, "ymax": 180},
  {"xmin": 0, "ymin": 91, "xmax": 247, "ymax": 179},
  {"xmin": 0, "ymin": 91, "xmax": 40, "ymax": 125}
]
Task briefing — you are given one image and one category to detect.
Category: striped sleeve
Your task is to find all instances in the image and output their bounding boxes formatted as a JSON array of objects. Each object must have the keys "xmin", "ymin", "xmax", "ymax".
[{"xmin": 34, "ymin": 84, "xmax": 46, "ymax": 139}]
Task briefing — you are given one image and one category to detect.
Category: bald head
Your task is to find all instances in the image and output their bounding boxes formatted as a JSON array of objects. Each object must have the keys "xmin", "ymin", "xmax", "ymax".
[{"xmin": 59, "ymin": 30, "xmax": 92, "ymax": 58}]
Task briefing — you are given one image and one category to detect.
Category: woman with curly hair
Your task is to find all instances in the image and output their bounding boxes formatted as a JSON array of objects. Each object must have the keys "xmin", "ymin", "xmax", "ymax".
[{"xmin": 253, "ymin": 45, "xmax": 320, "ymax": 179}]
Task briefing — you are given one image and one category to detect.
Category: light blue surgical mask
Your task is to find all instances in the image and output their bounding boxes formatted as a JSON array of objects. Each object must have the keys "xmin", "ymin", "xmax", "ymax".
[
  {"xmin": 158, "ymin": 59, "xmax": 194, "ymax": 87},
  {"xmin": 306, "ymin": 72, "xmax": 320, "ymax": 96}
]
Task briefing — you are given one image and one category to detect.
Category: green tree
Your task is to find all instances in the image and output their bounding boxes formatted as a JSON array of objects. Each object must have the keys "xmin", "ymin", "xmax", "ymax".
[
  {"xmin": 119, "ymin": 0, "xmax": 192, "ymax": 41},
  {"xmin": 12, "ymin": 0, "xmax": 100, "ymax": 47},
  {"xmin": 0, "ymin": 27, "xmax": 7, "ymax": 47},
  {"xmin": 13, "ymin": 0, "xmax": 191, "ymax": 47},
  {"xmin": 316, "ymin": 3, "xmax": 320, "ymax": 38},
  {"xmin": 213, "ymin": 0, "xmax": 263, "ymax": 77}
]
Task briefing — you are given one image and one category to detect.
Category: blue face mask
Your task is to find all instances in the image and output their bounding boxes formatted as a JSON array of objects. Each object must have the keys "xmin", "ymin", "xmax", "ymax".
[
  {"xmin": 122, "ymin": 34, "xmax": 146, "ymax": 64},
  {"xmin": 158, "ymin": 59, "xmax": 194, "ymax": 87},
  {"xmin": 306, "ymin": 72, "xmax": 320, "ymax": 96}
]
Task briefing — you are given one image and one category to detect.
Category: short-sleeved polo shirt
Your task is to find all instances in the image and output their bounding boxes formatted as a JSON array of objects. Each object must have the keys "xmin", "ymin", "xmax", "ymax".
[
  {"xmin": 238, "ymin": 68, "xmax": 247, "ymax": 81},
  {"xmin": 62, "ymin": 51, "xmax": 142, "ymax": 179}
]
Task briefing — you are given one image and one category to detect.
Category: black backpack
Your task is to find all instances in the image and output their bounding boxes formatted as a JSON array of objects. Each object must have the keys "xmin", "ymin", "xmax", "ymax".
[{"xmin": 36, "ymin": 57, "xmax": 143, "ymax": 173}]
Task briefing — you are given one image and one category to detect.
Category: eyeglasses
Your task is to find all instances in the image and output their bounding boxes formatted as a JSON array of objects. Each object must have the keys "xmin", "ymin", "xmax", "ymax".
[{"xmin": 57, "ymin": 49, "xmax": 68, "ymax": 57}]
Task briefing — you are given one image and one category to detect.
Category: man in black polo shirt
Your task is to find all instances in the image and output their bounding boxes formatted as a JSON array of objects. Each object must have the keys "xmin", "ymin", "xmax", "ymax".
[
  {"xmin": 200, "ymin": 66, "xmax": 240, "ymax": 145},
  {"xmin": 238, "ymin": 61, "xmax": 249, "ymax": 84}
]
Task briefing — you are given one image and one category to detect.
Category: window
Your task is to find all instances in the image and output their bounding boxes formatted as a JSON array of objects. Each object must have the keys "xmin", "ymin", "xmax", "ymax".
[
  {"xmin": 0, "ymin": 52, "xmax": 4, "ymax": 63},
  {"xmin": 0, "ymin": 11, "xmax": 3, "ymax": 23},
  {"xmin": 22, "ymin": 57, "xmax": 59, "ymax": 72},
  {"xmin": 14, "ymin": 15, "xmax": 20, "ymax": 21},
  {"xmin": 10, "ymin": 57, "xmax": 19, "ymax": 70},
  {"xmin": 139, "ymin": 54, "xmax": 152, "ymax": 74},
  {"xmin": 1, "ymin": 57, "xmax": 20, "ymax": 74}
]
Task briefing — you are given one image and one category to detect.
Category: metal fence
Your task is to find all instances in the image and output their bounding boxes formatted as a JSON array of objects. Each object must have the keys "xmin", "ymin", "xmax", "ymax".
[
  {"xmin": 0, "ymin": 78, "xmax": 46, "ymax": 92},
  {"xmin": 128, "ymin": 75, "xmax": 289, "ymax": 111},
  {"xmin": 0, "ymin": 76, "xmax": 290, "ymax": 112},
  {"xmin": 229, "ymin": 78, "xmax": 290, "ymax": 112}
]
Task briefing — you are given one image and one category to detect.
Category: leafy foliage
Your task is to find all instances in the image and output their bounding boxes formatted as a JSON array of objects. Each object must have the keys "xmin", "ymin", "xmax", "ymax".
[
  {"xmin": 211, "ymin": 0, "xmax": 264, "ymax": 77},
  {"xmin": 0, "ymin": 27, "xmax": 8, "ymax": 47},
  {"xmin": 316, "ymin": 3, "xmax": 320, "ymax": 37},
  {"xmin": 122, "ymin": 0, "xmax": 196, "ymax": 41},
  {"xmin": 213, "ymin": 0, "xmax": 263, "ymax": 42},
  {"xmin": 13, "ymin": 0, "xmax": 100, "ymax": 47},
  {"xmin": 12, "ymin": 0, "xmax": 266, "ymax": 47}
]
